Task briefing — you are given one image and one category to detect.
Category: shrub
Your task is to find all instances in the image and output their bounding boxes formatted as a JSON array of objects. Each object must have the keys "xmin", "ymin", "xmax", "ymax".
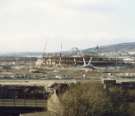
[{"xmin": 60, "ymin": 82, "xmax": 113, "ymax": 116}]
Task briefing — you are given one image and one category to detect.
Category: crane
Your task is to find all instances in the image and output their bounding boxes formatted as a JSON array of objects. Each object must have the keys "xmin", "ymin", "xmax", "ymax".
[{"xmin": 72, "ymin": 47, "xmax": 96, "ymax": 69}]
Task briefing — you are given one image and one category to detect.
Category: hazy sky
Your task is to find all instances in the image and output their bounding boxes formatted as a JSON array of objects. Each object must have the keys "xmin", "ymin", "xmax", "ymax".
[{"xmin": 0, "ymin": 0, "xmax": 134, "ymax": 52}]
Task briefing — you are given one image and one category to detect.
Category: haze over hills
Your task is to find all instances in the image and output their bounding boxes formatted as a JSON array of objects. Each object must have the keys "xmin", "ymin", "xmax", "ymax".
[
  {"xmin": 84, "ymin": 42, "xmax": 135, "ymax": 54},
  {"xmin": 0, "ymin": 42, "xmax": 135, "ymax": 57}
]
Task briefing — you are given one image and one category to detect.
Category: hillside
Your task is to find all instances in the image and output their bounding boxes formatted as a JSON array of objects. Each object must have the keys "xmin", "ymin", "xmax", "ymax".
[
  {"xmin": 0, "ymin": 42, "xmax": 135, "ymax": 57},
  {"xmin": 84, "ymin": 42, "xmax": 135, "ymax": 54}
]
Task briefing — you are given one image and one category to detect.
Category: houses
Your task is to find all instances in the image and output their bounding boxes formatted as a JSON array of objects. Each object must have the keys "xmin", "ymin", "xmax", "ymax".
[
  {"xmin": 102, "ymin": 79, "xmax": 135, "ymax": 102},
  {"xmin": 103, "ymin": 79, "xmax": 135, "ymax": 89}
]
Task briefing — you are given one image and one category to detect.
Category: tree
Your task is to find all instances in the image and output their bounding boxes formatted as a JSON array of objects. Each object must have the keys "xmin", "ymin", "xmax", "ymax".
[{"xmin": 59, "ymin": 82, "xmax": 113, "ymax": 116}]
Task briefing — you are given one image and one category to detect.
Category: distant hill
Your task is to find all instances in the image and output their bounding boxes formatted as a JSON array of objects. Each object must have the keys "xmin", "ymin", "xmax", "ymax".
[
  {"xmin": 0, "ymin": 42, "xmax": 135, "ymax": 57},
  {"xmin": 84, "ymin": 42, "xmax": 135, "ymax": 54},
  {"xmin": 0, "ymin": 52, "xmax": 42, "ymax": 57}
]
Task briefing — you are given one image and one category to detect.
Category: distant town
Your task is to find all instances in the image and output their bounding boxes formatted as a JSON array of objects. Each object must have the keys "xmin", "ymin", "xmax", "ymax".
[{"xmin": 0, "ymin": 42, "xmax": 134, "ymax": 116}]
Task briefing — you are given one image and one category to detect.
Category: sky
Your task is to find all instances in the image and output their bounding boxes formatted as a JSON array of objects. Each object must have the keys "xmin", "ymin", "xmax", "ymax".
[{"xmin": 0, "ymin": 0, "xmax": 134, "ymax": 52}]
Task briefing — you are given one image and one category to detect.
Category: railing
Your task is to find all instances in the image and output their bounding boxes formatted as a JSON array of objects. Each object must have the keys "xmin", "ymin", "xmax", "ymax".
[{"xmin": 0, "ymin": 99, "xmax": 46, "ymax": 108}]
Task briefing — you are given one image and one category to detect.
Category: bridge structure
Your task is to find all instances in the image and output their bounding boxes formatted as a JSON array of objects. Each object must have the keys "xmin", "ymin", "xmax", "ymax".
[
  {"xmin": 0, "ymin": 83, "xmax": 47, "ymax": 115},
  {"xmin": 41, "ymin": 56, "xmax": 125, "ymax": 67},
  {"xmin": 0, "ymin": 79, "xmax": 77, "ymax": 115},
  {"xmin": 0, "ymin": 99, "xmax": 46, "ymax": 116}
]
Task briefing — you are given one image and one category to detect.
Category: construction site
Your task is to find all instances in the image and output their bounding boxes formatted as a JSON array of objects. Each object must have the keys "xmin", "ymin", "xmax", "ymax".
[
  {"xmin": 0, "ymin": 46, "xmax": 134, "ymax": 116},
  {"xmin": 0, "ymin": 36, "xmax": 134, "ymax": 116}
]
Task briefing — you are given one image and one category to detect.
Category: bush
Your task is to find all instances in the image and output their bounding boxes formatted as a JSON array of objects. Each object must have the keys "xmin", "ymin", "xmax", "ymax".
[
  {"xmin": 60, "ymin": 82, "xmax": 113, "ymax": 116},
  {"xmin": 57, "ymin": 82, "xmax": 135, "ymax": 116}
]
